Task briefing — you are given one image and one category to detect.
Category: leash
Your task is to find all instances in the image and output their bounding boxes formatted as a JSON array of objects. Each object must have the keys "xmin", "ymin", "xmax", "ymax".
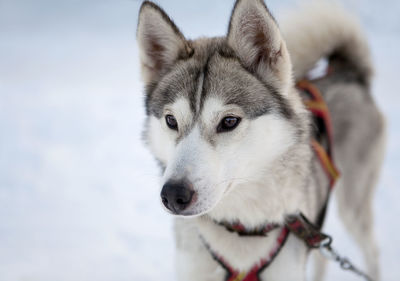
[
  {"xmin": 201, "ymin": 80, "xmax": 373, "ymax": 281},
  {"xmin": 319, "ymin": 241, "xmax": 374, "ymax": 281},
  {"xmin": 286, "ymin": 212, "xmax": 375, "ymax": 281}
]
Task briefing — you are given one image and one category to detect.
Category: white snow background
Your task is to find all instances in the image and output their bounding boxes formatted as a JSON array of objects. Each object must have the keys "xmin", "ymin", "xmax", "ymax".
[{"xmin": 0, "ymin": 0, "xmax": 399, "ymax": 280}]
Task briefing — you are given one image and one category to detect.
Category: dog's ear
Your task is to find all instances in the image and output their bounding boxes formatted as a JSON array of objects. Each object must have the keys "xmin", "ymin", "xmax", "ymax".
[
  {"xmin": 137, "ymin": 1, "xmax": 193, "ymax": 84},
  {"xmin": 227, "ymin": 0, "xmax": 292, "ymax": 92}
]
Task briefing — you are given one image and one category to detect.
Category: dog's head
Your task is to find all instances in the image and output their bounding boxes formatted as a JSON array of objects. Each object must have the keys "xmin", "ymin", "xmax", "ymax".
[{"xmin": 137, "ymin": 0, "xmax": 308, "ymax": 220}]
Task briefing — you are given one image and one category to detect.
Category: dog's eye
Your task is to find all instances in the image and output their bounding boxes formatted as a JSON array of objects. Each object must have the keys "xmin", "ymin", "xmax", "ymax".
[
  {"xmin": 217, "ymin": 116, "xmax": 241, "ymax": 133},
  {"xmin": 165, "ymin": 114, "xmax": 178, "ymax": 130}
]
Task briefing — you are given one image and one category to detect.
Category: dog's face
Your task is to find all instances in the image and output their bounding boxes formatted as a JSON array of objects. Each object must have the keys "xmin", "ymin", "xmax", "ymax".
[{"xmin": 137, "ymin": 0, "xmax": 302, "ymax": 217}]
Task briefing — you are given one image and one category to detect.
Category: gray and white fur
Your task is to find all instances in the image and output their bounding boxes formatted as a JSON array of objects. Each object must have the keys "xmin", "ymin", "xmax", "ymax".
[{"xmin": 136, "ymin": 0, "xmax": 385, "ymax": 280}]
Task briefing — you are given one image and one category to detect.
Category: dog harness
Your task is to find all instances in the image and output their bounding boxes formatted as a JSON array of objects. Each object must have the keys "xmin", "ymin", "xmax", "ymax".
[
  {"xmin": 204, "ymin": 80, "xmax": 340, "ymax": 281},
  {"xmin": 204, "ymin": 227, "xmax": 289, "ymax": 281},
  {"xmin": 299, "ymin": 79, "xmax": 340, "ymax": 188},
  {"xmin": 298, "ymin": 79, "xmax": 340, "ymax": 229}
]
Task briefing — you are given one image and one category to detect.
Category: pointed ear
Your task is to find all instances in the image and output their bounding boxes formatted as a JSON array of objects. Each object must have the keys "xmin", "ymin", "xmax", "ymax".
[
  {"xmin": 137, "ymin": 1, "xmax": 193, "ymax": 84},
  {"xmin": 227, "ymin": 0, "xmax": 292, "ymax": 92}
]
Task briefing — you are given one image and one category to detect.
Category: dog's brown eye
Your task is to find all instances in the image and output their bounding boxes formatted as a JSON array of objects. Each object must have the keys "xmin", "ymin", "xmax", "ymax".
[
  {"xmin": 217, "ymin": 116, "xmax": 241, "ymax": 133},
  {"xmin": 165, "ymin": 115, "xmax": 178, "ymax": 130}
]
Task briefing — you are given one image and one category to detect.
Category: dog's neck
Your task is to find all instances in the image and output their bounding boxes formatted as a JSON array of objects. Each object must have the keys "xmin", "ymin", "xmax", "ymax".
[
  {"xmin": 203, "ymin": 142, "xmax": 313, "ymax": 230},
  {"xmin": 195, "ymin": 215, "xmax": 290, "ymax": 271}
]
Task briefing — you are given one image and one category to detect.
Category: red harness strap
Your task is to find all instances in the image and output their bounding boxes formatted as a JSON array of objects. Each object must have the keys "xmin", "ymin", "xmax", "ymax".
[
  {"xmin": 207, "ymin": 227, "xmax": 289, "ymax": 281},
  {"xmin": 215, "ymin": 220, "xmax": 279, "ymax": 237}
]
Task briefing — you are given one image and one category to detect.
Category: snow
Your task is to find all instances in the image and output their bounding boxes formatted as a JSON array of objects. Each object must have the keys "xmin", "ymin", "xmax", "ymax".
[{"xmin": 0, "ymin": 0, "xmax": 399, "ymax": 280}]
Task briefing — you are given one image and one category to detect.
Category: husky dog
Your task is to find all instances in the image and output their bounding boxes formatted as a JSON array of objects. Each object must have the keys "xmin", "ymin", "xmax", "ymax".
[{"xmin": 136, "ymin": 0, "xmax": 385, "ymax": 280}]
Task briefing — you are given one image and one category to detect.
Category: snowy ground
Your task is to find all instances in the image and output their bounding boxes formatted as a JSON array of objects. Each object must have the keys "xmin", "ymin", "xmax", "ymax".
[{"xmin": 0, "ymin": 0, "xmax": 399, "ymax": 280}]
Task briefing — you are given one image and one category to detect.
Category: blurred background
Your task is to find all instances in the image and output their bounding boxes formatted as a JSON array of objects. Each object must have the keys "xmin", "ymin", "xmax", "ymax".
[{"xmin": 0, "ymin": 0, "xmax": 399, "ymax": 280}]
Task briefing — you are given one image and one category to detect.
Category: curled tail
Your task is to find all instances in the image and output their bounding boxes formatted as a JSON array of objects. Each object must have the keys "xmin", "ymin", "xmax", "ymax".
[{"xmin": 280, "ymin": 2, "xmax": 373, "ymax": 84}]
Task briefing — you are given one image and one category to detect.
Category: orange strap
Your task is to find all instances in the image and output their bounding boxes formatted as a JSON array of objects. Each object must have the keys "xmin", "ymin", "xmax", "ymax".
[
  {"xmin": 297, "ymin": 80, "xmax": 340, "ymax": 188},
  {"xmin": 311, "ymin": 140, "xmax": 340, "ymax": 188}
]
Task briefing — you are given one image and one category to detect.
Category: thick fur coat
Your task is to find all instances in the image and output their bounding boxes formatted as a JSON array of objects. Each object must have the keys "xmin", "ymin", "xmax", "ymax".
[{"xmin": 136, "ymin": 1, "xmax": 385, "ymax": 280}]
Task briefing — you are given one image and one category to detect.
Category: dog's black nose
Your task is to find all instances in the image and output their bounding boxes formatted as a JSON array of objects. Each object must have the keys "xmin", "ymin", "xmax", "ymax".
[{"xmin": 161, "ymin": 181, "xmax": 194, "ymax": 213}]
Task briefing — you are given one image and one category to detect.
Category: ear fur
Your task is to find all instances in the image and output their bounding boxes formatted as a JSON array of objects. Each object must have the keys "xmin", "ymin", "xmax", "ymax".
[
  {"xmin": 137, "ymin": 1, "xmax": 193, "ymax": 84},
  {"xmin": 227, "ymin": 0, "xmax": 293, "ymax": 93}
]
